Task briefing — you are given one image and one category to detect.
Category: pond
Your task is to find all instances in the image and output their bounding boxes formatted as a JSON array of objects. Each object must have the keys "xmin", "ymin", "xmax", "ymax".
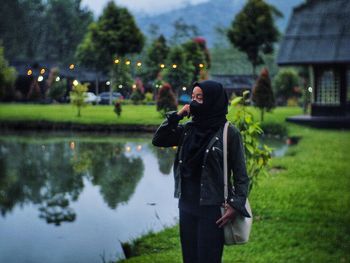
[{"xmin": 0, "ymin": 131, "xmax": 287, "ymax": 263}]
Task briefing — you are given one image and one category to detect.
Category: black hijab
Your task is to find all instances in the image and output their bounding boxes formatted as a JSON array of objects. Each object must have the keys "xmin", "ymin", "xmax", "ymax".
[{"xmin": 181, "ymin": 80, "xmax": 229, "ymax": 177}]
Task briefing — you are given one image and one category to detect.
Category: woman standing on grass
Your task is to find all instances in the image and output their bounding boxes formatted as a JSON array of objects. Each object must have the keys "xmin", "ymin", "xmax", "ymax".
[{"xmin": 152, "ymin": 80, "xmax": 250, "ymax": 263}]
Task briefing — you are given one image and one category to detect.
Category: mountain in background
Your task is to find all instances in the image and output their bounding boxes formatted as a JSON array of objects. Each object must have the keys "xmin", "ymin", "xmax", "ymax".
[{"xmin": 134, "ymin": 0, "xmax": 305, "ymax": 47}]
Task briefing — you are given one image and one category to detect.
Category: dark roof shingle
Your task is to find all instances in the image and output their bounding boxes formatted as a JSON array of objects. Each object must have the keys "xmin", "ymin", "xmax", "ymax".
[{"xmin": 277, "ymin": 0, "xmax": 350, "ymax": 65}]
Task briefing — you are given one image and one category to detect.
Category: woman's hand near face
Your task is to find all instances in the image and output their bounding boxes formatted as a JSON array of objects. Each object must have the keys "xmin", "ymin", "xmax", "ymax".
[
  {"xmin": 216, "ymin": 204, "xmax": 237, "ymax": 228},
  {"xmin": 177, "ymin": 104, "xmax": 190, "ymax": 117}
]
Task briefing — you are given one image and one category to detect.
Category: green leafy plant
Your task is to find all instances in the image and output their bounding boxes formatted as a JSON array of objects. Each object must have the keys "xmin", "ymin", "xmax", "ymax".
[
  {"xmin": 69, "ymin": 83, "xmax": 88, "ymax": 117},
  {"xmin": 231, "ymin": 90, "xmax": 272, "ymax": 193},
  {"xmin": 48, "ymin": 78, "xmax": 67, "ymax": 102},
  {"xmin": 143, "ymin": 92, "xmax": 154, "ymax": 105}
]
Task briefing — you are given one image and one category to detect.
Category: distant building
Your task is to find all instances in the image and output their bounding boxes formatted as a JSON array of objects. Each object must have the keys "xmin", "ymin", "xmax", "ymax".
[
  {"xmin": 10, "ymin": 60, "xmax": 108, "ymax": 101},
  {"xmin": 210, "ymin": 74, "xmax": 255, "ymax": 98},
  {"xmin": 277, "ymin": 0, "xmax": 350, "ymax": 127}
]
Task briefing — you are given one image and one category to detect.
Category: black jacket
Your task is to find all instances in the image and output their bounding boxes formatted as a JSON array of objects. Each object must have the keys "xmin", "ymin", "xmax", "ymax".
[{"xmin": 152, "ymin": 111, "xmax": 251, "ymax": 217}]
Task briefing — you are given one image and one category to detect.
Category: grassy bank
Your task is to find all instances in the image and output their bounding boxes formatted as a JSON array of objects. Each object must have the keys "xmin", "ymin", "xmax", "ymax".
[
  {"xmin": 0, "ymin": 103, "xmax": 301, "ymax": 126},
  {"xmin": 117, "ymin": 123, "xmax": 350, "ymax": 262}
]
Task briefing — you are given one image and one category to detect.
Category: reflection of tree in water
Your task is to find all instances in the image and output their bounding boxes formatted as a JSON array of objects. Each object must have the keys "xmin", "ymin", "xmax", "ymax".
[
  {"xmin": 38, "ymin": 193, "xmax": 75, "ymax": 226},
  {"xmin": 0, "ymin": 138, "xmax": 145, "ymax": 223},
  {"xmin": 82, "ymin": 142, "xmax": 144, "ymax": 209},
  {"xmin": 0, "ymin": 141, "xmax": 83, "ymax": 225},
  {"xmin": 150, "ymin": 144, "xmax": 176, "ymax": 175}
]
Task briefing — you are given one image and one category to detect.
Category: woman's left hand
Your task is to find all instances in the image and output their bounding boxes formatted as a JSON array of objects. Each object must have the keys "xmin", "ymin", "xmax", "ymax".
[{"xmin": 216, "ymin": 204, "xmax": 236, "ymax": 228}]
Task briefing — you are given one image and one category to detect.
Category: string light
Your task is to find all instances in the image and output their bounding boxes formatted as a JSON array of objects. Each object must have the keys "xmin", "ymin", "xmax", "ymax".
[
  {"xmin": 160, "ymin": 64, "xmax": 165, "ymax": 68},
  {"xmin": 55, "ymin": 76, "xmax": 60, "ymax": 82},
  {"xmin": 114, "ymin": 59, "xmax": 120, "ymax": 64},
  {"xmin": 125, "ymin": 60, "xmax": 131, "ymax": 65},
  {"xmin": 73, "ymin": 80, "xmax": 79, "ymax": 86},
  {"xmin": 40, "ymin": 68, "xmax": 45, "ymax": 74},
  {"xmin": 136, "ymin": 62, "xmax": 142, "ymax": 67},
  {"xmin": 199, "ymin": 63, "xmax": 204, "ymax": 68},
  {"xmin": 38, "ymin": 76, "xmax": 44, "ymax": 82},
  {"xmin": 172, "ymin": 64, "xmax": 177, "ymax": 69},
  {"xmin": 27, "ymin": 69, "xmax": 32, "ymax": 76},
  {"xmin": 69, "ymin": 64, "xmax": 75, "ymax": 70}
]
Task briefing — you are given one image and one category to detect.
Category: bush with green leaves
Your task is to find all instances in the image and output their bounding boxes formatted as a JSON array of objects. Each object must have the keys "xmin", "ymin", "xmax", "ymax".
[
  {"xmin": 272, "ymin": 68, "xmax": 300, "ymax": 105},
  {"xmin": 143, "ymin": 92, "xmax": 154, "ymax": 105},
  {"xmin": 69, "ymin": 83, "xmax": 88, "ymax": 117},
  {"xmin": 231, "ymin": 90, "xmax": 272, "ymax": 193},
  {"xmin": 130, "ymin": 89, "xmax": 145, "ymax": 105},
  {"xmin": 48, "ymin": 78, "xmax": 67, "ymax": 102},
  {"xmin": 156, "ymin": 83, "xmax": 177, "ymax": 117}
]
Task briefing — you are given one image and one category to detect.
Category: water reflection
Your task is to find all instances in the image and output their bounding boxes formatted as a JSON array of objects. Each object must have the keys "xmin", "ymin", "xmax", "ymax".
[
  {"xmin": 151, "ymin": 146, "xmax": 177, "ymax": 175},
  {"xmin": 0, "ymin": 135, "xmax": 145, "ymax": 224}
]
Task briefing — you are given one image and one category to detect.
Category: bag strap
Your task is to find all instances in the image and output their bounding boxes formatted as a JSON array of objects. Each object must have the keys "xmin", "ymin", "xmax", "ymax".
[{"xmin": 223, "ymin": 121, "xmax": 229, "ymax": 203}]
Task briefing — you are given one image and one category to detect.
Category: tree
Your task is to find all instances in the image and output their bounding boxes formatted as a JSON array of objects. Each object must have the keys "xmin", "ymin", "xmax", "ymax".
[
  {"xmin": 162, "ymin": 46, "xmax": 193, "ymax": 95},
  {"xmin": 46, "ymin": 67, "xmax": 66, "ymax": 102},
  {"xmin": 227, "ymin": 0, "xmax": 281, "ymax": 76},
  {"xmin": 0, "ymin": 0, "xmax": 92, "ymax": 63},
  {"xmin": 156, "ymin": 83, "xmax": 178, "ymax": 117},
  {"xmin": 70, "ymin": 83, "xmax": 88, "ymax": 117},
  {"xmin": 0, "ymin": 46, "xmax": 17, "ymax": 101},
  {"xmin": 0, "ymin": 0, "xmax": 44, "ymax": 60},
  {"xmin": 143, "ymin": 35, "xmax": 169, "ymax": 84},
  {"xmin": 171, "ymin": 18, "xmax": 200, "ymax": 45},
  {"xmin": 77, "ymin": 1, "xmax": 144, "ymax": 74},
  {"xmin": 272, "ymin": 68, "xmax": 300, "ymax": 105},
  {"xmin": 111, "ymin": 60, "xmax": 133, "ymax": 97},
  {"xmin": 43, "ymin": 0, "xmax": 93, "ymax": 64},
  {"xmin": 182, "ymin": 39, "xmax": 207, "ymax": 83},
  {"xmin": 252, "ymin": 68, "xmax": 275, "ymax": 121}
]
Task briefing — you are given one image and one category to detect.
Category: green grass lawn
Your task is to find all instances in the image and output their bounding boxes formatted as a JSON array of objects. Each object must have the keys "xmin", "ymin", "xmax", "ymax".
[
  {"xmin": 116, "ymin": 125, "xmax": 350, "ymax": 262},
  {"xmin": 0, "ymin": 103, "xmax": 301, "ymax": 126}
]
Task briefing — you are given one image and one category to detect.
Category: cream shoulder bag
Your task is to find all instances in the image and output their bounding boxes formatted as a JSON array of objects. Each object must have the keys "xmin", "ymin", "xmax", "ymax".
[{"xmin": 221, "ymin": 121, "xmax": 253, "ymax": 245}]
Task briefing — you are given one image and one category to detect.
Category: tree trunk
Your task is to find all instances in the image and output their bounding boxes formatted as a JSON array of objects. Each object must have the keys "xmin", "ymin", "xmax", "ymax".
[
  {"xmin": 252, "ymin": 63, "xmax": 257, "ymax": 79},
  {"xmin": 95, "ymin": 71, "xmax": 99, "ymax": 96}
]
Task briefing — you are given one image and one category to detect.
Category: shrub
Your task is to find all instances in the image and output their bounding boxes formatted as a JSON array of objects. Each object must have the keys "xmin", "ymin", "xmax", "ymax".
[
  {"xmin": 260, "ymin": 122, "xmax": 288, "ymax": 137},
  {"xmin": 156, "ymin": 83, "xmax": 177, "ymax": 117},
  {"xmin": 143, "ymin": 92, "xmax": 154, "ymax": 104},
  {"xmin": 114, "ymin": 100, "xmax": 122, "ymax": 117},
  {"xmin": 48, "ymin": 78, "xmax": 67, "ymax": 102},
  {"xmin": 130, "ymin": 89, "xmax": 145, "ymax": 105},
  {"xmin": 273, "ymin": 68, "xmax": 300, "ymax": 105}
]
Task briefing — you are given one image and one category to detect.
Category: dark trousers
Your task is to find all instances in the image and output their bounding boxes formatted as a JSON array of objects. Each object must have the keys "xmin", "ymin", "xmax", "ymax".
[{"xmin": 179, "ymin": 207, "xmax": 224, "ymax": 263}]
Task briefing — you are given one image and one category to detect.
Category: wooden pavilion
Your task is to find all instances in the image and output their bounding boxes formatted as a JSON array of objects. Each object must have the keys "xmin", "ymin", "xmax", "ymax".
[{"xmin": 277, "ymin": 0, "xmax": 350, "ymax": 128}]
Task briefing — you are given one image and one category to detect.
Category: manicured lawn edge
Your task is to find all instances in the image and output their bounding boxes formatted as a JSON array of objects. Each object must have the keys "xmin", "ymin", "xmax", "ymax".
[{"xmin": 0, "ymin": 120, "xmax": 158, "ymax": 133}]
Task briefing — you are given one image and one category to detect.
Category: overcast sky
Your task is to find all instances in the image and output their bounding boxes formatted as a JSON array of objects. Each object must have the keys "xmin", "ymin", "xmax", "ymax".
[{"xmin": 81, "ymin": 0, "xmax": 210, "ymax": 16}]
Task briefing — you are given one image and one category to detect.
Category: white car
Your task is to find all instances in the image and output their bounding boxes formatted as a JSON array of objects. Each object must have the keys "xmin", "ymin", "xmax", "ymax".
[{"xmin": 85, "ymin": 92, "xmax": 101, "ymax": 104}]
